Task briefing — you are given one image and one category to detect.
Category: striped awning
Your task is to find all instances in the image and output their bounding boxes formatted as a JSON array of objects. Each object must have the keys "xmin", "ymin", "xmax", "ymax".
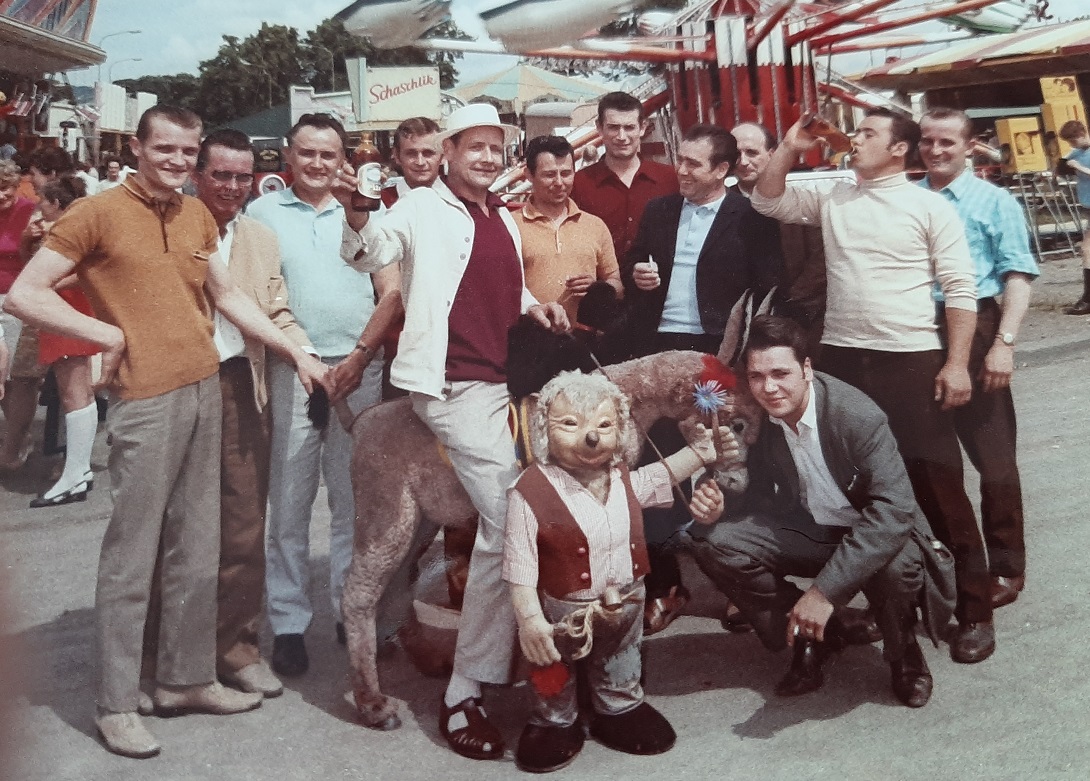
[{"xmin": 855, "ymin": 18, "xmax": 1090, "ymax": 92}]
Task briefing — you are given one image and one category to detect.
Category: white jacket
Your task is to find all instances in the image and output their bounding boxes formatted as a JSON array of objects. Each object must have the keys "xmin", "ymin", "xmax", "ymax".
[{"xmin": 341, "ymin": 178, "xmax": 538, "ymax": 399}]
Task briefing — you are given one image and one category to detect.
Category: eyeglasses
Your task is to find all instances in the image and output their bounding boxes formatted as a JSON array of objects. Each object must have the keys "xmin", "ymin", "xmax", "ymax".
[{"xmin": 209, "ymin": 171, "xmax": 255, "ymax": 185}]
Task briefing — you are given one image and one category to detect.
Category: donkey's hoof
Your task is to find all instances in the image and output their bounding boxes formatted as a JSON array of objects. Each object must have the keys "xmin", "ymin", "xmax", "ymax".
[
  {"xmin": 369, "ymin": 713, "xmax": 402, "ymax": 731},
  {"xmin": 348, "ymin": 692, "xmax": 403, "ymax": 731}
]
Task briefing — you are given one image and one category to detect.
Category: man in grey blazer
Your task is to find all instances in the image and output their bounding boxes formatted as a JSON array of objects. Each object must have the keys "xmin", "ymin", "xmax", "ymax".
[{"xmin": 686, "ymin": 316, "xmax": 952, "ymax": 708}]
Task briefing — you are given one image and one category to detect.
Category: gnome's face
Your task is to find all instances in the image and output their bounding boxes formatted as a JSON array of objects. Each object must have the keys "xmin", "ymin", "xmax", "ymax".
[{"xmin": 547, "ymin": 392, "xmax": 620, "ymax": 473}]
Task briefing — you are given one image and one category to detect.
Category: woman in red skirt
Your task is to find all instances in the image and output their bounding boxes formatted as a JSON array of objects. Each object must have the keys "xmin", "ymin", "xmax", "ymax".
[{"xmin": 25, "ymin": 175, "xmax": 100, "ymax": 506}]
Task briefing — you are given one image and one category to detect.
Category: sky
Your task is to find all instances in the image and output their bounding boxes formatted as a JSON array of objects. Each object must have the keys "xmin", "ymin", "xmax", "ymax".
[{"xmin": 69, "ymin": 0, "xmax": 1089, "ymax": 89}]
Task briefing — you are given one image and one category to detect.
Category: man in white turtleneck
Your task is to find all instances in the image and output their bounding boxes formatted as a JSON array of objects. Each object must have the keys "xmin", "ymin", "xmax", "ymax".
[{"xmin": 750, "ymin": 108, "xmax": 997, "ymax": 667}]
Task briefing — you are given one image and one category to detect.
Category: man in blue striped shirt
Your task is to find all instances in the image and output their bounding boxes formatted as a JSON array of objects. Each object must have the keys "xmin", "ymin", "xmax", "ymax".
[{"xmin": 920, "ymin": 108, "xmax": 1039, "ymax": 622}]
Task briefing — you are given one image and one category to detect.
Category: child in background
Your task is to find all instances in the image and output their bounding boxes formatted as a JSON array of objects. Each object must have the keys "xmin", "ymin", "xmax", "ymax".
[{"xmin": 1059, "ymin": 120, "xmax": 1090, "ymax": 315}]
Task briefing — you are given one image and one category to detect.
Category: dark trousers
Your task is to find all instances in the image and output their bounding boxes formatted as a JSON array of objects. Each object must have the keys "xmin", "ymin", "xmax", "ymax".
[
  {"xmin": 818, "ymin": 346, "xmax": 992, "ymax": 624},
  {"xmin": 216, "ymin": 357, "xmax": 271, "ymax": 675},
  {"xmin": 639, "ymin": 331, "xmax": 722, "ymax": 598},
  {"xmin": 952, "ymin": 299, "xmax": 1025, "ymax": 577},
  {"xmin": 688, "ymin": 512, "xmax": 923, "ymax": 662}
]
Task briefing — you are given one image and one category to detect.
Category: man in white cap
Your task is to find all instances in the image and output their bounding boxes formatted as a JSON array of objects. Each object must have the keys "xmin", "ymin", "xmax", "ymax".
[{"xmin": 336, "ymin": 103, "xmax": 569, "ymax": 761}]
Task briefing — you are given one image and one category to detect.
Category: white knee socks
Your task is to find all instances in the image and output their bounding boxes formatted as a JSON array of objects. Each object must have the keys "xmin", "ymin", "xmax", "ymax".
[{"xmin": 43, "ymin": 401, "xmax": 97, "ymax": 499}]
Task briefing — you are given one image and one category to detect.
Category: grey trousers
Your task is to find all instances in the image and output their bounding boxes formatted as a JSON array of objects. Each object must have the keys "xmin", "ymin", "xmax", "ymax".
[
  {"xmin": 96, "ymin": 375, "xmax": 222, "ymax": 712},
  {"xmin": 687, "ymin": 512, "xmax": 924, "ymax": 662},
  {"xmin": 533, "ymin": 582, "xmax": 646, "ymax": 728},
  {"xmin": 411, "ymin": 380, "xmax": 520, "ymax": 685}
]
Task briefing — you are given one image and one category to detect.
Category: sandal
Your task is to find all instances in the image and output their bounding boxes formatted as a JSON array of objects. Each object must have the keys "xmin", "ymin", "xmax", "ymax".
[{"xmin": 439, "ymin": 696, "xmax": 504, "ymax": 760}]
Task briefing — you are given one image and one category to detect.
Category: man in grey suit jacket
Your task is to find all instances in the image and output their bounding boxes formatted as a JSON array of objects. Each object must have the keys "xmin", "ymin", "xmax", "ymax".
[{"xmin": 687, "ymin": 316, "xmax": 950, "ymax": 708}]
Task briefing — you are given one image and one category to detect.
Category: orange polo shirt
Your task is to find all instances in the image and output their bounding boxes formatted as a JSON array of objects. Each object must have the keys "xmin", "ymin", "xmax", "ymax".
[
  {"xmin": 44, "ymin": 178, "xmax": 220, "ymax": 400},
  {"xmin": 514, "ymin": 198, "xmax": 619, "ymax": 325}
]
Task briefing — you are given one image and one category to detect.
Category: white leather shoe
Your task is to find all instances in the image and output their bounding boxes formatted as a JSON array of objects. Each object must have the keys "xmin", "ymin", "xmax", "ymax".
[
  {"xmin": 222, "ymin": 660, "xmax": 284, "ymax": 698},
  {"xmin": 153, "ymin": 681, "xmax": 262, "ymax": 717},
  {"xmin": 95, "ymin": 711, "xmax": 160, "ymax": 759}
]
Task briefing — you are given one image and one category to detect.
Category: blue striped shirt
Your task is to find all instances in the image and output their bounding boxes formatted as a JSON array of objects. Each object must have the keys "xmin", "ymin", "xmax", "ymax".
[{"xmin": 921, "ymin": 170, "xmax": 1038, "ymax": 301}]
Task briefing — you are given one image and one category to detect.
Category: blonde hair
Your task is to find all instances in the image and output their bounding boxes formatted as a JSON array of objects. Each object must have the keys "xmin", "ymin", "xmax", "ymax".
[
  {"xmin": 0, "ymin": 160, "xmax": 20, "ymax": 189},
  {"xmin": 530, "ymin": 371, "xmax": 639, "ymax": 467}
]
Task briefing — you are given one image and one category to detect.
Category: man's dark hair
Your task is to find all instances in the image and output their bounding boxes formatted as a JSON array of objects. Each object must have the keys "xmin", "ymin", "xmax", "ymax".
[
  {"xmin": 196, "ymin": 128, "xmax": 253, "ymax": 171},
  {"xmin": 287, "ymin": 112, "xmax": 348, "ymax": 151},
  {"xmin": 865, "ymin": 107, "xmax": 921, "ymax": 158},
  {"xmin": 136, "ymin": 105, "xmax": 202, "ymax": 142},
  {"xmin": 393, "ymin": 117, "xmax": 441, "ymax": 151},
  {"xmin": 524, "ymin": 135, "xmax": 574, "ymax": 174},
  {"xmin": 921, "ymin": 107, "xmax": 973, "ymax": 141},
  {"xmin": 596, "ymin": 91, "xmax": 644, "ymax": 124},
  {"xmin": 733, "ymin": 121, "xmax": 778, "ymax": 152},
  {"xmin": 41, "ymin": 174, "xmax": 86, "ymax": 210},
  {"xmin": 684, "ymin": 124, "xmax": 740, "ymax": 169},
  {"xmin": 27, "ymin": 146, "xmax": 74, "ymax": 176},
  {"xmin": 741, "ymin": 315, "xmax": 810, "ymax": 367}
]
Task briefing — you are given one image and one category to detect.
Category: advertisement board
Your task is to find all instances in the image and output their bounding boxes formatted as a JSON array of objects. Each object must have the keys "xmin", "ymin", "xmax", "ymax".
[{"xmin": 347, "ymin": 58, "xmax": 442, "ymax": 130}]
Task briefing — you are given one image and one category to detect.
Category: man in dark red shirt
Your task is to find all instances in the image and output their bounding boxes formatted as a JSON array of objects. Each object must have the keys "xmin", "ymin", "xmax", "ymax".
[{"xmin": 570, "ymin": 92, "xmax": 679, "ymax": 260}]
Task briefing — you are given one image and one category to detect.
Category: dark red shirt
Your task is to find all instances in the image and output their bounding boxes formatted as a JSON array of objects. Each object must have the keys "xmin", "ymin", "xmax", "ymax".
[
  {"xmin": 445, "ymin": 193, "xmax": 522, "ymax": 384},
  {"xmin": 571, "ymin": 158, "xmax": 678, "ymax": 260}
]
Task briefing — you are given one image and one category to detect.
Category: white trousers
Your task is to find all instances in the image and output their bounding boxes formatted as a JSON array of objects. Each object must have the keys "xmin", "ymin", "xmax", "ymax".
[
  {"xmin": 411, "ymin": 380, "xmax": 520, "ymax": 684},
  {"xmin": 265, "ymin": 356, "xmax": 382, "ymax": 635}
]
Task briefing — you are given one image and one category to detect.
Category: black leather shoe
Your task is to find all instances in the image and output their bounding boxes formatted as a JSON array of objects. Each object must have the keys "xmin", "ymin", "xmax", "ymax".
[
  {"xmin": 1064, "ymin": 299, "xmax": 1090, "ymax": 315},
  {"xmin": 590, "ymin": 702, "xmax": 676, "ymax": 755},
  {"xmin": 951, "ymin": 621, "xmax": 995, "ymax": 664},
  {"xmin": 515, "ymin": 723, "xmax": 585, "ymax": 773},
  {"xmin": 775, "ymin": 638, "xmax": 830, "ymax": 696},
  {"xmin": 890, "ymin": 641, "xmax": 933, "ymax": 707},
  {"xmin": 990, "ymin": 575, "xmax": 1025, "ymax": 609},
  {"xmin": 29, "ymin": 483, "xmax": 88, "ymax": 508},
  {"xmin": 272, "ymin": 633, "xmax": 309, "ymax": 677},
  {"xmin": 836, "ymin": 606, "xmax": 883, "ymax": 645}
]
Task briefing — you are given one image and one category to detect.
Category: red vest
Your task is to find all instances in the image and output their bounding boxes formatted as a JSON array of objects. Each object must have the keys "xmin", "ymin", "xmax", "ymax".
[{"xmin": 515, "ymin": 463, "xmax": 651, "ymax": 599}]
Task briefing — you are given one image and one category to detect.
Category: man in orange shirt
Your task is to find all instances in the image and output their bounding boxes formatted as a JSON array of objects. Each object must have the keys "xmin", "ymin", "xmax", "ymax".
[{"xmin": 515, "ymin": 135, "xmax": 621, "ymax": 328}]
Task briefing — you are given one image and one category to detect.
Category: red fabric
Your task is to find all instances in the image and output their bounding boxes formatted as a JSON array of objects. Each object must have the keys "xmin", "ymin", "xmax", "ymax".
[
  {"xmin": 699, "ymin": 354, "xmax": 736, "ymax": 391},
  {"xmin": 444, "ymin": 194, "xmax": 522, "ymax": 384},
  {"xmin": 0, "ymin": 197, "xmax": 35, "ymax": 293},
  {"xmin": 570, "ymin": 159, "xmax": 678, "ymax": 260},
  {"xmin": 530, "ymin": 662, "xmax": 570, "ymax": 697},
  {"xmin": 38, "ymin": 287, "xmax": 101, "ymax": 364}
]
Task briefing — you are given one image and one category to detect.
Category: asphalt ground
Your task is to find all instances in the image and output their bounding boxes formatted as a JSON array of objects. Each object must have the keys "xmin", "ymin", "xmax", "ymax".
[{"xmin": 1, "ymin": 254, "xmax": 1088, "ymax": 781}]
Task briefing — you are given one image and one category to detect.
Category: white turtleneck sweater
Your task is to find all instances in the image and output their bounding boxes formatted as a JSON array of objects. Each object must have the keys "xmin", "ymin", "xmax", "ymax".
[{"xmin": 751, "ymin": 172, "xmax": 977, "ymax": 353}]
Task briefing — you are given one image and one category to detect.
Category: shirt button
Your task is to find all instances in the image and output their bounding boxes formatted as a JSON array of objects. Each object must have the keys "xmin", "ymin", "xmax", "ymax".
[
  {"xmin": 577, "ymin": 547, "xmax": 587, "ymax": 554},
  {"xmin": 464, "ymin": 236, "xmax": 470, "ymax": 242},
  {"xmin": 580, "ymin": 572, "xmax": 590, "ymax": 581},
  {"xmin": 459, "ymin": 254, "xmax": 466, "ymax": 260},
  {"xmin": 633, "ymin": 563, "xmax": 640, "ymax": 571},
  {"xmin": 630, "ymin": 543, "xmax": 636, "ymax": 549}
]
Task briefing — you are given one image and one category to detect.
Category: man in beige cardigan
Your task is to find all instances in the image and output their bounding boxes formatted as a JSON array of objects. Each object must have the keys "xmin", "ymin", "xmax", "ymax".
[{"xmin": 192, "ymin": 128, "xmax": 313, "ymax": 697}]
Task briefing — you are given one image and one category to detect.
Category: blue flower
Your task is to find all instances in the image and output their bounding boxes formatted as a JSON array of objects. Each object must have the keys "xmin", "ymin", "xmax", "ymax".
[{"xmin": 693, "ymin": 380, "xmax": 729, "ymax": 415}]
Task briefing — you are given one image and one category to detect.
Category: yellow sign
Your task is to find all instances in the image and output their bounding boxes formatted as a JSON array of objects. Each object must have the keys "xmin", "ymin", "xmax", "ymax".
[
  {"xmin": 1040, "ymin": 76, "xmax": 1082, "ymax": 103},
  {"xmin": 996, "ymin": 117, "xmax": 1048, "ymax": 174}
]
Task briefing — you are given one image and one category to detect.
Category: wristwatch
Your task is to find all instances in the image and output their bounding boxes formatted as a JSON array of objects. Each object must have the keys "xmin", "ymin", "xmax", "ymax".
[{"xmin": 996, "ymin": 332, "xmax": 1015, "ymax": 346}]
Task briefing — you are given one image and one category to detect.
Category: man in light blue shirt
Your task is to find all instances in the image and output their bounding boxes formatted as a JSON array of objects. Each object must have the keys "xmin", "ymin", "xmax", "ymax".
[
  {"xmin": 248, "ymin": 114, "xmax": 399, "ymax": 677},
  {"xmin": 920, "ymin": 108, "xmax": 1038, "ymax": 616}
]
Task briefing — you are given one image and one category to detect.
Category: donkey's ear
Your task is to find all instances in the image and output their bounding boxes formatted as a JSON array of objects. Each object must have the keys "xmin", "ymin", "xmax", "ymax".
[
  {"xmin": 718, "ymin": 290, "xmax": 753, "ymax": 367},
  {"xmin": 756, "ymin": 286, "xmax": 777, "ymax": 317}
]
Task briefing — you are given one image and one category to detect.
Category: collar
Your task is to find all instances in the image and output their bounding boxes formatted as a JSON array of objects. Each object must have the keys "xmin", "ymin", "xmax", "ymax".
[
  {"xmin": 682, "ymin": 192, "xmax": 726, "ymax": 215},
  {"xmin": 282, "ymin": 186, "xmax": 343, "ymax": 214},
  {"xmin": 455, "ymin": 188, "xmax": 506, "ymax": 212},
  {"xmin": 521, "ymin": 197, "xmax": 580, "ymax": 222},
  {"xmin": 584, "ymin": 157, "xmax": 668, "ymax": 186},
  {"xmin": 922, "ymin": 168, "xmax": 972, "ymax": 200},
  {"xmin": 121, "ymin": 176, "xmax": 182, "ymax": 208},
  {"xmin": 857, "ymin": 171, "xmax": 908, "ymax": 190},
  {"xmin": 770, "ymin": 380, "xmax": 816, "ymax": 437}
]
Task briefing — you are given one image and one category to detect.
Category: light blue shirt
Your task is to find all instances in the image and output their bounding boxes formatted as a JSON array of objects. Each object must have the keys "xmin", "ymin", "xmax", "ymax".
[
  {"xmin": 1066, "ymin": 146, "xmax": 1090, "ymax": 207},
  {"xmin": 921, "ymin": 171, "xmax": 1038, "ymax": 301},
  {"xmin": 659, "ymin": 194, "xmax": 724, "ymax": 334},
  {"xmin": 247, "ymin": 188, "xmax": 376, "ymax": 357}
]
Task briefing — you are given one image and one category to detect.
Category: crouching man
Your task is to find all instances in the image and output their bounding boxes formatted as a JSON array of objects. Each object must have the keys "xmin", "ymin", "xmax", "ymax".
[
  {"xmin": 685, "ymin": 316, "xmax": 954, "ymax": 708},
  {"xmin": 503, "ymin": 371, "xmax": 727, "ymax": 773}
]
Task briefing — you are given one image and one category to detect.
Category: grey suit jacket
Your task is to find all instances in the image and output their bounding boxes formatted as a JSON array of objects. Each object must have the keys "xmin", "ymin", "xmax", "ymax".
[{"xmin": 738, "ymin": 372, "xmax": 938, "ymax": 607}]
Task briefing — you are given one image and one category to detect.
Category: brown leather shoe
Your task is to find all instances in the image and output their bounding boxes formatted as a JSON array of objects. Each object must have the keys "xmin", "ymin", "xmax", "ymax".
[
  {"xmin": 890, "ymin": 640, "xmax": 933, "ymax": 708},
  {"xmin": 643, "ymin": 585, "xmax": 690, "ymax": 636},
  {"xmin": 439, "ymin": 696, "xmax": 504, "ymax": 760},
  {"xmin": 990, "ymin": 574, "xmax": 1025, "ymax": 609}
]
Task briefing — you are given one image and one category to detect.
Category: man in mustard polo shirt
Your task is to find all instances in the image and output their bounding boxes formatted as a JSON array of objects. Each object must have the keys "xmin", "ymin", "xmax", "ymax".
[
  {"xmin": 515, "ymin": 135, "xmax": 622, "ymax": 328},
  {"xmin": 4, "ymin": 105, "xmax": 328, "ymax": 759}
]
